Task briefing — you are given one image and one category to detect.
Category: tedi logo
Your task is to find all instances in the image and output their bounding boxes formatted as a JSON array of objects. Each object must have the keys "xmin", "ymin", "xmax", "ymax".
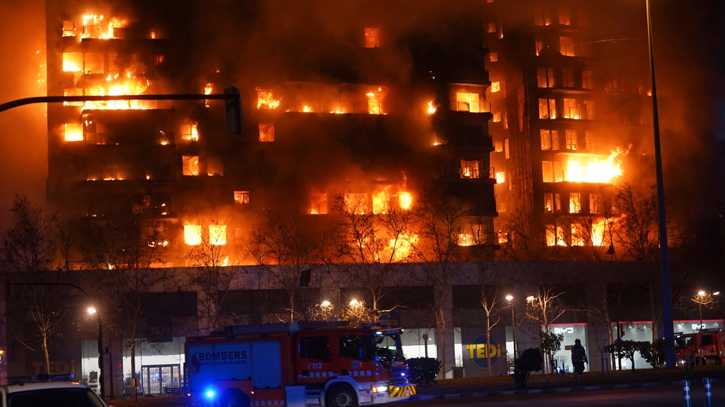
[{"xmin": 465, "ymin": 334, "xmax": 502, "ymax": 369}]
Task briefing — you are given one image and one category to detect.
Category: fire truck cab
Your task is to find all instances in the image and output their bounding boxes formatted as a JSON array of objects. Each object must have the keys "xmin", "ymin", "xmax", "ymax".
[
  {"xmin": 675, "ymin": 330, "xmax": 725, "ymax": 366},
  {"xmin": 185, "ymin": 322, "xmax": 415, "ymax": 407}
]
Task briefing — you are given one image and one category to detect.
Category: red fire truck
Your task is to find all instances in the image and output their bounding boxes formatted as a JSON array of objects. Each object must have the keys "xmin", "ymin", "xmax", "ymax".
[
  {"xmin": 675, "ymin": 329, "xmax": 725, "ymax": 366},
  {"xmin": 185, "ymin": 322, "xmax": 416, "ymax": 407}
]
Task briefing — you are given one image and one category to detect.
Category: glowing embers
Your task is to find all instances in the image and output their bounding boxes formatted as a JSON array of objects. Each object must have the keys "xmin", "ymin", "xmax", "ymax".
[
  {"xmin": 309, "ymin": 192, "xmax": 328, "ymax": 215},
  {"xmin": 81, "ymin": 15, "xmax": 128, "ymax": 39},
  {"xmin": 64, "ymin": 123, "xmax": 83, "ymax": 141},
  {"xmin": 257, "ymin": 88, "xmax": 281, "ymax": 110},
  {"xmin": 184, "ymin": 224, "xmax": 202, "ymax": 246},
  {"xmin": 209, "ymin": 225, "xmax": 227, "ymax": 245},
  {"xmin": 366, "ymin": 87, "xmax": 387, "ymax": 115}
]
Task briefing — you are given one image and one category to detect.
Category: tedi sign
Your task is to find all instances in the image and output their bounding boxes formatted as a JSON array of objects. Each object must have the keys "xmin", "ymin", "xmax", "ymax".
[{"xmin": 465, "ymin": 334, "xmax": 502, "ymax": 369}]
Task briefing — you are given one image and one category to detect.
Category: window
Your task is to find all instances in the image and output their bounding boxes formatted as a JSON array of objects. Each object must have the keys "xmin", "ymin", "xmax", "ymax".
[
  {"xmin": 503, "ymin": 111, "xmax": 509, "ymax": 129},
  {"xmin": 209, "ymin": 225, "xmax": 227, "ymax": 245},
  {"xmin": 489, "ymin": 52, "xmax": 499, "ymax": 62},
  {"xmin": 589, "ymin": 193, "xmax": 602, "ymax": 214},
  {"xmin": 570, "ymin": 193, "xmax": 581, "ymax": 213},
  {"xmin": 546, "ymin": 224, "xmax": 565, "ymax": 246},
  {"xmin": 496, "ymin": 171, "xmax": 505, "ymax": 183},
  {"xmin": 300, "ymin": 336, "xmax": 330, "ymax": 360},
  {"xmin": 62, "ymin": 20, "xmax": 76, "ymax": 37},
  {"xmin": 544, "ymin": 193, "xmax": 554, "ymax": 213},
  {"xmin": 234, "ymin": 191, "xmax": 250, "ymax": 205},
  {"xmin": 493, "ymin": 112, "xmax": 502, "ymax": 122},
  {"xmin": 453, "ymin": 92, "xmax": 481, "ymax": 112},
  {"xmin": 555, "ymin": 193, "xmax": 561, "ymax": 212},
  {"xmin": 540, "ymin": 129, "xmax": 560, "ymax": 150},
  {"xmin": 571, "ymin": 224, "xmax": 584, "ymax": 246},
  {"xmin": 559, "ymin": 37, "xmax": 575, "ymax": 56},
  {"xmin": 494, "ymin": 141, "xmax": 503, "ymax": 152},
  {"xmin": 259, "ymin": 123, "xmax": 275, "ymax": 142},
  {"xmin": 64, "ymin": 123, "xmax": 83, "ymax": 142},
  {"xmin": 562, "ymin": 68, "xmax": 574, "ymax": 87},
  {"xmin": 582, "ymin": 69, "xmax": 593, "ymax": 89},
  {"xmin": 310, "ymin": 192, "xmax": 328, "ymax": 215},
  {"xmin": 535, "ymin": 40, "xmax": 544, "ymax": 56},
  {"xmin": 182, "ymin": 123, "xmax": 198, "ymax": 141},
  {"xmin": 182, "ymin": 156, "xmax": 199, "ymax": 176},
  {"xmin": 487, "ymin": 23, "xmax": 497, "ymax": 33},
  {"xmin": 364, "ymin": 27, "xmax": 380, "ymax": 48},
  {"xmin": 62, "ymin": 53, "xmax": 83, "ymax": 72},
  {"xmin": 533, "ymin": 6, "xmax": 552, "ymax": 26},
  {"xmin": 537, "ymin": 67, "xmax": 555, "ymax": 88},
  {"xmin": 542, "ymin": 161, "xmax": 563, "ymax": 183},
  {"xmin": 340, "ymin": 335, "xmax": 366, "ymax": 359},
  {"xmin": 504, "ymin": 139, "xmax": 510, "ymax": 159},
  {"xmin": 184, "ymin": 224, "xmax": 202, "ymax": 246},
  {"xmin": 558, "ymin": 8, "xmax": 571, "ymax": 25},
  {"xmin": 538, "ymin": 98, "xmax": 557, "ymax": 119},
  {"xmin": 585, "ymin": 131, "xmax": 594, "ymax": 151},
  {"xmin": 83, "ymin": 53, "xmax": 104, "ymax": 73},
  {"xmin": 583, "ymin": 100, "xmax": 594, "ymax": 119},
  {"xmin": 563, "ymin": 98, "xmax": 579, "ymax": 119},
  {"xmin": 491, "ymin": 81, "xmax": 501, "ymax": 92},
  {"xmin": 460, "ymin": 159, "xmax": 481, "ymax": 178},
  {"xmin": 565, "ymin": 130, "xmax": 577, "ymax": 150}
]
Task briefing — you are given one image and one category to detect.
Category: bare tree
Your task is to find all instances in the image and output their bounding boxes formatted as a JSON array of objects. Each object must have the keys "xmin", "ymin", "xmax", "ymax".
[
  {"xmin": 247, "ymin": 209, "xmax": 322, "ymax": 322},
  {"xmin": 480, "ymin": 282, "xmax": 501, "ymax": 377},
  {"xmin": 496, "ymin": 207, "xmax": 548, "ymax": 261},
  {"xmin": 523, "ymin": 285, "xmax": 568, "ymax": 374}
]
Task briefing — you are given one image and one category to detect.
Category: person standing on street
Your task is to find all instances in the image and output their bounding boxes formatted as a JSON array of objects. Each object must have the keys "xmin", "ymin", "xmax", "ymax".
[{"xmin": 572, "ymin": 338, "xmax": 587, "ymax": 378}]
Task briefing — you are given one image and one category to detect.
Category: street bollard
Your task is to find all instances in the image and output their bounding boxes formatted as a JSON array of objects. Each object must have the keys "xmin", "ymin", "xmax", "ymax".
[
  {"xmin": 704, "ymin": 377, "xmax": 712, "ymax": 407},
  {"xmin": 682, "ymin": 380, "xmax": 691, "ymax": 407}
]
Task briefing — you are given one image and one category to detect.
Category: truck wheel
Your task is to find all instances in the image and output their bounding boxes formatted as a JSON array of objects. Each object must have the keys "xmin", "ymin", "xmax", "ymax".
[{"xmin": 327, "ymin": 385, "xmax": 357, "ymax": 407}]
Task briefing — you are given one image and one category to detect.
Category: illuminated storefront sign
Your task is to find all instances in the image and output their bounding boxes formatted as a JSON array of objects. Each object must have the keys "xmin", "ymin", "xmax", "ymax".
[{"xmin": 465, "ymin": 334, "xmax": 502, "ymax": 369}]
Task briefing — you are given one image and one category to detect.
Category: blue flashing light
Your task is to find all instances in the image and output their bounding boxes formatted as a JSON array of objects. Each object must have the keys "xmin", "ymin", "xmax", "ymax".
[
  {"xmin": 204, "ymin": 390, "xmax": 216, "ymax": 399},
  {"xmin": 400, "ymin": 372, "xmax": 406, "ymax": 377}
]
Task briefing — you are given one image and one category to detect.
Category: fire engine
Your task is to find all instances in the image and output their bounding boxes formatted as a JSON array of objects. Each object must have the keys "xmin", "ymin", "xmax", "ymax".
[
  {"xmin": 185, "ymin": 322, "xmax": 416, "ymax": 407},
  {"xmin": 675, "ymin": 329, "xmax": 725, "ymax": 366}
]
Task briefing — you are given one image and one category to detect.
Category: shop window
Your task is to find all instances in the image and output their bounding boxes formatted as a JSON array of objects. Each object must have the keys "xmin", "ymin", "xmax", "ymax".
[
  {"xmin": 582, "ymin": 69, "xmax": 593, "ymax": 89},
  {"xmin": 563, "ymin": 98, "xmax": 579, "ymax": 119},
  {"xmin": 560, "ymin": 37, "xmax": 575, "ymax": 56},
  {"xmin": 562, "ymin": 68, "xmax": 574, "ymax": 87},
  {"xmin": 489, "ymin": 52, "xmax": 499, "ymax": 62},
  {"xmin": 537, "ymin": 67, "xmax": 555, "ymax": 88},
  {"xmin": 364, "ymin": 27, "xmax": 380, "ymax": 48},
  {"xmin": 570, "ymin": 193, "xmax": 581, "ymax": 213},
  {"xmin": 182, "ymin": 156, "xmax": 199, "ymax": 176},
  {"xmin": 559, "ymin": 8, "xmax": 571, "ymax": 25},
  {"xmin": 300, "ymin": 336, "xmax": 330, "ymax": 360},
  {"xmin": 234, "ymin": 191, "xmax": 250, "ymax": 205},
  {"xmin": 209, "ymin": 225, "xmax": 227, "ymax": 246},
  {"xmin": 460, "ymin": 159, "xmax": 481, "ymax": 179},
  {"xmin": 259, "ymin": 123, "xmax": 275, "ymax": 142},
  {"xmin": 565, "ymin": 130, "xmax": 577, "ymax": 150},
  {"xmin": 538, "ymin": 98, "xmax": 557, "ymax": 119}
]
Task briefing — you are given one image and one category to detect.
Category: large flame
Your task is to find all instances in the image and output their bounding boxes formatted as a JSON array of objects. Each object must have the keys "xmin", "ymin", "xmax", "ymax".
[
  {"xmin": 81, "ymin": 15, "xmax": 128, "ymax": 39},
  {"xmin": 427, "ymin": 101, "xmax": 437, "ymax": 114},
  {"xmin": 77, "ymin": 72, "xmax": 151, "ymax": 110},
  {"xmin": 389, "ymin": 233, "xmax": 418, "ymax": 261},
  {"xmin": 563, "ymin": 145, "xmax": 630, "ymax": 184},
  {"xmin": 372, "ymin": 187, "xmax": 391, "ymax": 214},
  {"xmin": 209, "ymin": 225, "xmax": 227, "ymax": 246},
  {"xmin": 184, "ymin": 224, "xmax": 202, "ymax": 246},
  {"xmin": 257, "ymin": 88, "xmax": 281, "ymax": 109},
  {"xmin": 366, "ymin": 87, "xmax": 386, "ymax": 115},
  {"xmin": 399, "ymin": 192, "xmax": 413, "ymax": 210},
  {"xmin": 64, "ymin": 123, "xmax": 83, "ymax": 141}
]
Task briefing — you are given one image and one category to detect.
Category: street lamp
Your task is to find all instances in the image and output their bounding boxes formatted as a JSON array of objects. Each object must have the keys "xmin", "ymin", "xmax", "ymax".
[
  {"xmin": 643, "ymin": 0, "xmax": 676, "ymax": 370},
  {"xmin": 694, "ymin": 291, "xmax": 719, "ymax": 330},
  {"xmin": 506, "ymin": 295, "xmax": 517, "ymax": 358},
  {"xmin": 320, "ymin": 301, "xmax": 331, "ymax": 320}
]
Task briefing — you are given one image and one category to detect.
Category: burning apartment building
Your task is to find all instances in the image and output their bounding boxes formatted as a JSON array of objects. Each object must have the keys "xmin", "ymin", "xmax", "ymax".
[{"xmin": 3, "ymin": 0, "xmax": 718, "ymax": 396}]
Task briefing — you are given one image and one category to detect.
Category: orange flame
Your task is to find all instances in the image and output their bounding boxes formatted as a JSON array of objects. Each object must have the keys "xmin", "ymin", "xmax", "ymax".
[
  {"xmin": 398, "ymin": 192, "xmax": 413, "ymax": 210},
  {"xmin": 564, "ymin": 145, "xmax": 630, "ymax": 184},
  {"xmin": 257, "ymin": 88, "xmax": 281, "ymax": 109},
  {"xmin": 389, "ymin": 233, "xmax": 418, "ymax": 261},
  {"xmin": 366, "ymin": 87, "xmax": 386, "ymax": 115},
  {"xmin": 427, "ymin": 101, "xmax": 436, "ymax": 114},
  {"xmin": 184, "ymin": 224, "xmax": 202, "ymax": 246},
  {"xmin": 81, "ymin": 15, "xmax": 128, "ymax": 39},
  {"xmin": 64, "ymin": 123, "xmax": 83, "ymax": 141},
  {"xmin": 209, "ymin": 225, "xmax": 227, "ymax": 246}
]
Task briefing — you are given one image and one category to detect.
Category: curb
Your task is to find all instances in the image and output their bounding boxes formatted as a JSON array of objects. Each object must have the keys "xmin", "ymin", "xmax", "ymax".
[{"xmin": 407, "ymin": 378, "xmax": 717, "ymax": 401}]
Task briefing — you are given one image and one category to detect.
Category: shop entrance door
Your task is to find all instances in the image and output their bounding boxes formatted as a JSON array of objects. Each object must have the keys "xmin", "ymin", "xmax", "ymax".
[{"xmin": 141, "ymin": 364, "xmax": 181, "ymax": 395}]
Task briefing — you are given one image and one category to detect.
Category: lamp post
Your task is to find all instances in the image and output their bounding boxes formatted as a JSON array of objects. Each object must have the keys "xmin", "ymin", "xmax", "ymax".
[
  {"xmin": 643, "ymin": 0, "xmax": 676, "ymax": 370},
  {"xmin": 506, "ymin": 295, "xmax": 517, "ymax": 358},
  {"xmin": 8, "ymin": 283, "xmax": 105, "ymax": 399},
  {"xmin": 694, "ymin": 291, "xmax": 720, "ymax": 330}
]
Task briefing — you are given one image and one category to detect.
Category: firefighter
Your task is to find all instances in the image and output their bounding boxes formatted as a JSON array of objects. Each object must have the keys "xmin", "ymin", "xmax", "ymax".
[{"xmin": 571, "ymin": 338, "xmax": 587, "ymax": 378}]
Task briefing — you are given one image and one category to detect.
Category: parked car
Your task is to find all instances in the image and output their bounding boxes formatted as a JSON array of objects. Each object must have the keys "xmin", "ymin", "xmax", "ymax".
[{"xmin": 0, "ymin": 374, "xmax": 109, "ymax": 407}]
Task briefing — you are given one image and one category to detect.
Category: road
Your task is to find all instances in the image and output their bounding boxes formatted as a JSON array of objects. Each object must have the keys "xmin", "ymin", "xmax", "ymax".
[{"xmin": 401, "ymin": 383, "xmax": 719, "ymax": 407}]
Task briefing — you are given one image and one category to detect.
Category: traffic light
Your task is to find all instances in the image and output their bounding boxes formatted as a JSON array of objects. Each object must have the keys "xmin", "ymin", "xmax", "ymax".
[{"xmin": 224, "ymin": 87, "xmax": 243, "ymax": 134}]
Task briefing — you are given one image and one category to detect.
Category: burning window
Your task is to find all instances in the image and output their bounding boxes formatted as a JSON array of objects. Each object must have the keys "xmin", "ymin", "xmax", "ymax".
[
  {"xmin": 209, "ymin": 225, "xmax": 227, "ymax": 245},
  {"xmin": 366, "ymin": 87, "xmax": 387, "ymax": 114},
  {"xmin": 533, "ymin": 6, "xmax": 552, "ymax": 26},
  {"xmin": 450, "ymin": 86, "xmax": 486, "ymax": 113},
  {"xmin": 562, "ymin": 68, "xmax": 574, "ymax": 88},
  {"xmin": 585, "ymin": 131, "xmax": 594, "ymax": 151},
  {"xmin": 540, "ymin": 130, "xmax": 559, "ymax": 150},
  {"xmin": 544, "ymin": 193, "xmax": 562, "ymax": 213},
  {"xmin": 372, "ymin": 188, "xmax": 392, "ymax": 214},
  {"xmin": 569, "ymin": 193, "xmax": 581, "ymax": 213},
  {"xmin": 537, "ymin": 67, "xmax": 555, "ymax": 88},
  {"xmin": 364, "ymin": 27, "xmax": 380, "ymax": 48},
  {"xmin": 344, "ymin": 193, "xmax": 370, "ymax": 215},
  {"xmin": 496, "ymin": 171, "xmax": 505, "ymax": 183},
  {"xmin": 182, "ymin": 156, "xmax": 199, "ymax": 176},
  {"xmin": 582, "ymin": 70, "xmax": 593, "ymax": 89},
  {"xmin": 81, "ymin": 15, "xmax": 128, "ymax": 39},
  {"xmin": 565, "ymin": 130, "xmax": 577, "ymax": 150},
  {"xmin": 494, "ymin": 141, "xmax": 503, "ymax": 152},
  {"xmin": 559, "ymin": 37, "xmax": 575, "ymax": 56},
  {"xmin": 184, "ymin": 224, "xmax": 202, "ymax": 246},
  {"xmin": 491, "ymin": 82, "xmax": 501, "ymax": 93},
  {"xmin": 546, "ymin": 224, "xmax": 566, "ymax": 246},
  {"xmin": 259, "ymin": 123, "xmax": 275, "ymax": 142},
  {"xmin": 256, "ymin": 88, "xmax": 281, "ymax": 110},
  {"xmin": 84, "ymin": 53, "xmax": 104, "ymax": 74},
  {"xmin": 498, "ymin": 231, "xmax": 509, "ymax": 244},
  {"xmin": 493, "ymin": 112, "xmax": 502, "ymax": 122},
  {"xmin": 64, "ymin": 123, "xmax": 83, "ymax": 142},
  {"xmin": 182, "ymin": 123, "xmax": 198, "ymax": 141},
  {"xmin": 504, "ymin": 139, "xmax": 510, "ymax": 159},
  {"xmin": 558, "ymin": 8, "xmax": 571, "ymax": 25},
  {"xmin": 562, "ymin": 98, "xmax": 579, "ymax": 119},
  {"xmin": 310, "ymin": 192, "xmax": 328, "ymax": 215},
  {"xmin": 398, "ymin": 192, "xmax": 413, "ymax": 210},
  {"xmin": 487, "ymin": 23, "xmax": 497, "ymax": 33},
  {"xmin": 542, "ymin": 161, "xmax": 564, "ymax": 183},
  {"xmin": 589, "ymin": 193, "xmax": 602, "ymax": 214},
  {"xmin": 207, "ymin": 158, "xmax": 223, "ymax": 176},
  {"xmin": 571, "ymin": 224, "xmax": 584, "ymax": 246},
  {"xmin": 489, "ymin": 52, "xmax": 498, "ymax": 62},
  {"xmin": 234, "ymin": 191, "xmax": 250, "ymax": 205},
  {"xmin": 63, "ymin": 53, "xmax": 83, "ymax": 72},
  {"xmin": 535, "ymin": 40, "xmax": 543, "ymax": 56},
  {"xmin": 583, "ymin": 100, "xmax": 594, "ymax": 120},
  {"xmin": 460, "ymin": 159, "xmax": 481, "ymax": 179},
  {"xmin": 62, "ymin": 20, "xmax": 76, "ymax": 37},
  {"xmin": 538, "ymin": 98, "xmax": 557, "ymax": 119}
]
